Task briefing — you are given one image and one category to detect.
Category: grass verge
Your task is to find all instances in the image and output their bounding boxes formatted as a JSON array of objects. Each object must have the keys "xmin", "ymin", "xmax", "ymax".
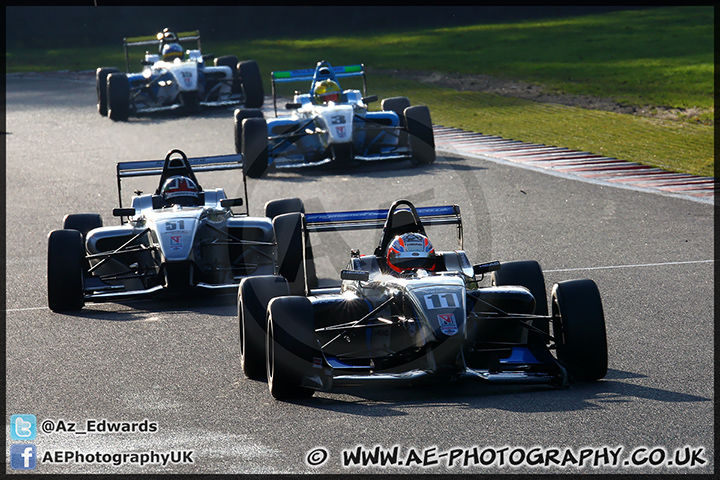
[{"xmin": 6, "ymin": 6, "xmax": 714, "ymax": 177}]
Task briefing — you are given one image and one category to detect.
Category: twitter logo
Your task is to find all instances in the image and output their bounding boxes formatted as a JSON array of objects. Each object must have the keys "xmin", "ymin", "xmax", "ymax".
[{"xmin": 10, "ymin": 414, "xmax": 36, "ymax": 440}]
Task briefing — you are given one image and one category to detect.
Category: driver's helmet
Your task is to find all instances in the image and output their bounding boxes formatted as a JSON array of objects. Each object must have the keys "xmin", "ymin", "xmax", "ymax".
[
  {"xmin": 158, "ymin": 28, "xmax": 178, "ymax": 44},
  {"xmin": 386, "ymin": 233, "xmax": 436, "ymax": 274},
  {"xmin": 162, "ymin": 42, "xmax": 184, "ymax": 62},
  {"xmin": 313, "ymin": 79, "xmax": 342, "ymax": 104},
  {"xmin": 161, "ymin": 176, "xmax": 200, "ymax": 206}
]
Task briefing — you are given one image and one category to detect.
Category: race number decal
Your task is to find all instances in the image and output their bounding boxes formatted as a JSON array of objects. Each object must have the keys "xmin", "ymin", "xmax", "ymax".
[{"xmin": 424, "ymin": 293, "xmax": 459, "ymax": 310}]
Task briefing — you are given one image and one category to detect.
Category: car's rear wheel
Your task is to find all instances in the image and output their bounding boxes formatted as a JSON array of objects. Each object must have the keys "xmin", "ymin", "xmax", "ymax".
[
  {"xmin": 264, "ymin": 198, "xmax": 305, "ymax": 219},
  {"xmin": 62, "ymin": 213, "xmax": 103, "ymax": 274},
  {"xmin": 266, "ymin": 296, "xmax": 317, "ymax": 400},
  {"xmin": 551, "ymin": 279, "xmax": 608, "ymax": 381},
  {"xmin": 238, "ymin": 275, "xmax": 290, "ymax": 379},
  {"xmin": 48, "ymin": 229, "xmax": 85, "ymax": 312},
  {"xmin": 272, "ymin": 212, "xmax": 311, "ymax": 296},
  {"xmin": 241, "ymin": 117, "xmax": 269, "ymax": 178},
  {"xmin": 381, "ymin": 96, "xmax": 411, "ymax": 127},
  {"xmin": 96, "ymin": 67, "xmax": 119, "ymax": 116},
  {"xmin": 63, "ymin": 213, "xmax": 103, "ymax": 240},
  {"xmin": 405, "ymin": 105, "xmax": 435, "ymax": 165},
  {"xmin": 234, "ymin": 108, "xmax": 264, "ymax": 154},
  {"xmin": 214, "ymin": 55, "xmax": 240, "ymax": 94},
  {"xmin": 239, "ymin": 60, "xmax": 264, "ymax": 108},
  {"xmin": 382, "ymin": 96, "xmax": 411, "ymax": 148},
  {"xmin": 492, "ymin": 260, "xmax": 548, "ymax": 314},
  {"xmin": 107, "ymin": 72, "xmax": 130, "ymax": 121}
]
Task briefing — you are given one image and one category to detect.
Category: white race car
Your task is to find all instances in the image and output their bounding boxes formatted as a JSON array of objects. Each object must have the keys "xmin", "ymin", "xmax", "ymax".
[
  {"xmin": 96, "ymin": 28, "xmax": 264, "ymax": 121},
  {"xmin": 47, "ymin": 149, "xmax": 306, "ymax": 312}
]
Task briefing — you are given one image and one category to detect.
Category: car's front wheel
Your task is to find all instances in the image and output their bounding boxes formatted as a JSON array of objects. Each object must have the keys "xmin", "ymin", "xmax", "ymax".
[
  {"xmin": 96, "ymin": 67, "xmax": 119, "ymax": 116},
  {"xmin": 239, "ymin": 60, "xmax": 264, "ymax": 108},
  {"xmin": 107, "ymin": 72, "xmax": 130, "ymax": 121},
  {"xmin": 238, "ymin": 275, "xmax": 290, "ymax": 380},
  {"xmin": 266, "ymin": 296, "xmax": 317, "ymax": 400},
  {"xmin": 234, "ymin": 108, "xmax": 264, "ymax": 154},
  {"xmin": 551, "ymin": 279, "xmax": 608, "ymax": 381},
  {"xmin": 48, "ymin": 229, "xmax": 85, "ymax": 312},
  {"xmin": 241, "ymin": 117, "xmax": 269, "ymax": 178}
]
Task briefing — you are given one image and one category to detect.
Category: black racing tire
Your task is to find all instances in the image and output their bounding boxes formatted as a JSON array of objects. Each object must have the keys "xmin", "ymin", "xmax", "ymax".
[
  {"xmin": 491, "ymin": 260, "xmax": 548, "ymax": 316},
  {"xmin": 241, "ymin": 117, "xmax": 269, "ymax": 179},
  {"xmin": 405, "ymin": 105, "xmax": 436, "ymax": 165},
  {"xmin": 107, "ymin": 72, "xmax": 130, "ymax": 121},
  {"xmin": 63, "ymin": 213, "xmax": 103, "ymax": 240},
  {"xmin": 266, "ymin": 296, "xmax": 317, "ymax": 400},
  {"xmin": 239, "ymin": 60, "xmax": 264, "ymax": 109},
  {"xmin": 214, "ymin": 55, "xmax": 240, "ymax": 94},
  {"xmin": 234, "ymin": 108, "xmax": 264, "ymax": 154},
  {"xmin": 381, "ymin": 96, "xmax": 411, "ymax": 126},
  {"xmin": 264, "ymin": 198, "xmax": 305, "ymax": 219},
  {"xmin": 382, "ymin": 96, "xmax": 411, "ymax": 148},
  {"xmin": 551, "ymin": 279, "xmax": 608, "ymax": 382},
  {"xmin": 96, "ymin": 67, "xmax": 120, "ymax": 116},
  {"xmin": 47, "ymin": 229, "xmax": 85, "ymax": 312},
  {"xmin": 62, "ymin": 213, "xmax": 102, "ymax": 275},
  {"xmin": 265, "ymin": 200, "xmax": 319, "ymax": 291},
  {"xmin": 238, "ymin": 275, "xmax": 290, "ymax": 380},
  {"xmin": 272, "ymin": 212, "xmax": 308, "ymax": 296}
]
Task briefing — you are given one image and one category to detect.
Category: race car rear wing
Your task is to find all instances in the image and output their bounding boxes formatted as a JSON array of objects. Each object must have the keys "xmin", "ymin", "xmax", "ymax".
[
  {"xmin": 122, "ymin": 30, "xmax": 201, "ymax": 72},
  {"xmin": 115, "ymin": 152, "xmax": 243, "ymax": 209},
  {"xmin": 270, "ymin": 62, "xmax": 367, "ymax": 116},
  {"xmin": 304, "ymin": 204, "xmax": 463, "ymax": 248}
]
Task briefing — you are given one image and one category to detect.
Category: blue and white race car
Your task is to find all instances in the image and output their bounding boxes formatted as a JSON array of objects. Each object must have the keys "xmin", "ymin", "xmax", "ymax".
[
  {"xmin": 96, "ymin": 29, "xmax": 264, "ymax": 121},
  {"xmin": 234, "ymin": 61, "xmax": 435, "ymax": 178}
]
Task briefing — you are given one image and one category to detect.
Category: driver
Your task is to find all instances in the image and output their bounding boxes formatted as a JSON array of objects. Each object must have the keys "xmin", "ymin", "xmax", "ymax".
[
  {"xmin": 158, "ymin": 28, "xmax": 183, "ymax": 61},
  {"xmin": 160, "ymin": 175, "xmax": 201, "ymax": 206},
  {"xmin": 386, "ymin": 233, "xmax": 436, "ymax": 274},
  {"xmin": 313, "ymin": 79, "xmax": 342, "ymax": 104}
]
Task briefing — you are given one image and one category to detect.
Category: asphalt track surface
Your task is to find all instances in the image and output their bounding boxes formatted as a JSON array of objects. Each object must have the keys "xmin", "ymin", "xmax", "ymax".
[{"xmin": 5, "ymin": 74, "xmax": 715, "ymax": 474}]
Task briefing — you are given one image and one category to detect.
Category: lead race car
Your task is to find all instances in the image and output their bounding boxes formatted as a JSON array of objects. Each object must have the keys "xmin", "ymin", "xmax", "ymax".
[
  {"xmin": 238, "ymin": 200, "xmax": 608, "ymax": 399},
  {"xmin": 96, "ymin": 28, "xmax": 264, "ymax": 121},
  {"xmin": 234, "ymin": 60, "xmax": 436, "ymax": 178},
  {"xmin": 46, "ymin": 149, "xmax": 307, "ymax": 312}
]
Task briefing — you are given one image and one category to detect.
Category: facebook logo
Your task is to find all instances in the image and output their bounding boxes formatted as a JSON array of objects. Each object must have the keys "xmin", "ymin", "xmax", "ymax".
[
  {"xmin": 10, "ymin": 414, "xmax": 36, "ymax": 440},
  {"xmin": 10, "ymin": 444, "xmax": 37, "ymax": 470}
]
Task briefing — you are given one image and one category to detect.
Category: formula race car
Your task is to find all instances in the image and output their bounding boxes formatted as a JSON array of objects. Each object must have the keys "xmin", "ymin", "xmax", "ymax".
[
  {"xmin": 238, "ymin": 200, "xmax": 608, "ymax": 399},
  {"xmin": 234, "ymin": 61, "xmax": 435, "ymax": 178},
  {"xmin": 96, "ymin": 28, "xmax": 264, "ymax": 121},
  {"xmin": 47, "ymin": 149, "xmax": 307, "ymax": 312}
]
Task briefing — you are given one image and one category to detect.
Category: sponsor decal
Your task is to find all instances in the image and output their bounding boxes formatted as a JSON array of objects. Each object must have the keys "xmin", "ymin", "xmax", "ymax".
[
  {"xmin": 437, "ymin": 313, "xmax": 458, "ymax": 336},
  {"xmin": 170, "ymin": 235, "xmax": 183, "ymax": 250}
]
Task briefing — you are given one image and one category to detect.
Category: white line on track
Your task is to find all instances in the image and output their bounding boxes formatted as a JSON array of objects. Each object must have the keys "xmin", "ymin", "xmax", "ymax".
[
  {"xmin": 543, "ymin": 259, "xmax": 715, "ymax": 273},
  {"xmin": 7, "ymin": 260, "xmax": 713, "ymax": 313}
]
